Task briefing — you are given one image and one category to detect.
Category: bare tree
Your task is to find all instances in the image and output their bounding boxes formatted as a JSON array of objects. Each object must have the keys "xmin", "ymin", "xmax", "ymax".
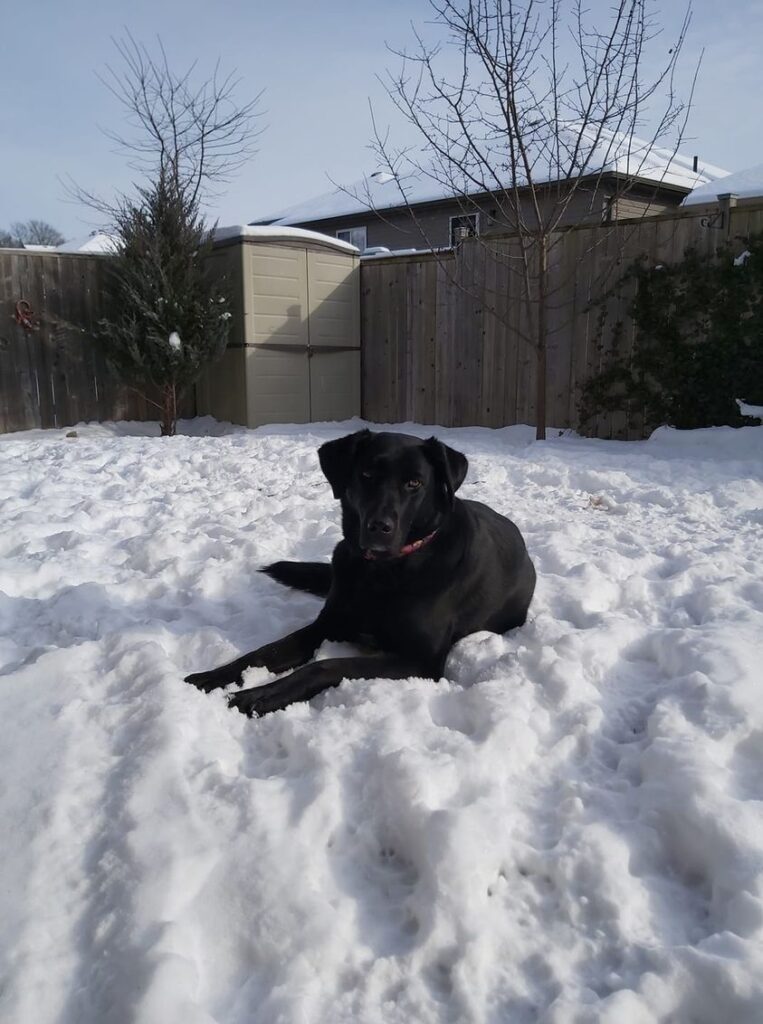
[
  {"xmin": 65, "ymin": 36, "xmax": 263, "ymax": 435},
  {"xmin": 1, "ymin": 220, "xmax": 65, "ymax": 247},
  {"xmin": 369, "ymin": 0, "xmax": 699, "ymax": 439},
  {"xmin": 69, "ymin": 32, "xmax": 264, "ymax": 216},
  {"xmin": 0, "ymin": 229, "xmax": 22, "ymax": 249}
]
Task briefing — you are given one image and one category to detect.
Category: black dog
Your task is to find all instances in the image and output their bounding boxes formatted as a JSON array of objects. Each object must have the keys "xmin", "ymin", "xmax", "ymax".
[{"xmin": 185, "ymin": 430, "xmax": 536, "ymax": 716}]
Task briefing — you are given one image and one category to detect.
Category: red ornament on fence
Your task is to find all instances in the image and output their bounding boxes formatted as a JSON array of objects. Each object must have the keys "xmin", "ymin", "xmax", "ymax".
[{"xmin": 14, "ymin": 300, "xmax": 39, "ymax": 331}]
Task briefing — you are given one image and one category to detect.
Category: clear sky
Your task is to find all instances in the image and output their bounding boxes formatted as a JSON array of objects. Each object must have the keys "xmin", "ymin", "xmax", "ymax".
[{"xmin": 1, "ymin": 0, "xmax": 760, "ymax": 242}]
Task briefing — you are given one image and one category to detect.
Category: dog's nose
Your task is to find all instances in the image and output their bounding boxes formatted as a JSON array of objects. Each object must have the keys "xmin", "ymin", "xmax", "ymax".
[{"xmin": 367, "ymin": 516, "xmax": 394, "ymax": 536}]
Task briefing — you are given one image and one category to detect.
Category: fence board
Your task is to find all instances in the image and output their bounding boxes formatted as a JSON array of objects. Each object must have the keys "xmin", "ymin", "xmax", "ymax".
[
  {"xmin": 480, "ymin": 246, "xmax": 502, "ymax": 427},
  {"xmin": 408, "ymin": 259, "xmax": 437, "ymax": 424},
  {"xmin": 433, "ymin": 257, "xmax": 455, "ymax": 426}
]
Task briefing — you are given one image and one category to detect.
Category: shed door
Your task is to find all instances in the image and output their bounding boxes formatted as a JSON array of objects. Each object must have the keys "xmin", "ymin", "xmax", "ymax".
[
  {"xmin": 307, "ymin": 250, "xmax": 360, "ymax": 421},
  {"xmin": 246, "ymin": 245, "xmax": 310, "ymax": 424},
  {"xmin": 242, "ymin": 244, "xmax": 360, "ymax": 425}
]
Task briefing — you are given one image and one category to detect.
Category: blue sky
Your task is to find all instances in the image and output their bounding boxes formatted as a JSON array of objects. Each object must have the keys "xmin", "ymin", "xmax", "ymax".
[{"xmin": 1, "ymin": 0, "xmax": 760, "ymax": 241}]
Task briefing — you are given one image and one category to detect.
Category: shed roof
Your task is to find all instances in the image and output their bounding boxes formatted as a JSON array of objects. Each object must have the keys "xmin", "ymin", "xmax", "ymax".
[
  {"xmin": 212, "ymin": 224, "xmax": 358, "ymax": 252},
  {"xmin": 681, "ymin": 163, "xmax": 763, "ymax": 205}
]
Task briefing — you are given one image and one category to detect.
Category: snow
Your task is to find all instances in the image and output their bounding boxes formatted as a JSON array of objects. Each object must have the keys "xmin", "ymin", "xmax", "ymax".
[
  {"xmin": 739, "ymin": 400, "xmax": 763, "ymax": 420},
  {"xmin": 213, "ymin": 224, "xmax": 358, "ymax": 253},
  {"xmin": 560, "ymin": 125, "xmax": 728, "ymax": 191},
  {"xmin": 52, "ymin": 227, "xmax": 357, "ymax": 257},
  {"xmin": 58, "ymin": 231, "xmax": 120, "ymax": 254},
  {"xmin": 682, "ymin": 163, "xmax": 763, "ymax": 206},
  {"xmin": 1, "ymin": 416, "xmax": 762, "ymax": 1024},
  {"xmin": 252, "ymin": 131, "xmax": 727, "ymax": 226},
  {"xmin": 361, "ymin": 246, "xmax": 452, "ymax": 261}
]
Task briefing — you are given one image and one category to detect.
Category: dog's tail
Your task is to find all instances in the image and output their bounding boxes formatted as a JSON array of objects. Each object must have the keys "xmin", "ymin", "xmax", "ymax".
[{"xmin": 260, "ymin": 560, "xmax": 332, "ymax": 598}]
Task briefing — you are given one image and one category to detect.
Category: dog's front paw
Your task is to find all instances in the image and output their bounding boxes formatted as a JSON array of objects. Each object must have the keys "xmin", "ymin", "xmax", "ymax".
[
  {"xmin": 227, "ymin": 685, "xmax": 286, "ymax": 718},
  {"xmin": 227, "ymin": 688, "xmax": 262, "ymax": 717},
  {"xmin": 185, "ymin": 666, "xmax": 243, "ymax": 693}
]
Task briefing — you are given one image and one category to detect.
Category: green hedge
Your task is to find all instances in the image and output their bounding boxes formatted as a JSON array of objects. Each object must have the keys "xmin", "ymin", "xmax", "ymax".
[{"xmin": 580, "ymin": 234, "xmax": 763, "ymax": 432}]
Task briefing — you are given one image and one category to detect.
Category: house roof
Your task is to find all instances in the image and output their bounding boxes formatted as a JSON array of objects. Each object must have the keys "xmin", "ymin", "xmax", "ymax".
[
  {"xmin": 252, "ymin": 130, "xmax": 729, "ymax": 226},
  {"xmin": 681, "ymin": 163, "xmax": 763, "ymax": 205},
  {"xmin": 58, "ymin": 232, "xmax": 119, "ymax": 254}
]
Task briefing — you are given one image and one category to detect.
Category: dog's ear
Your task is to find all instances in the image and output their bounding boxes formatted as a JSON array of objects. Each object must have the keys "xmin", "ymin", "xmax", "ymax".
[
  {"xmin": 423, "ymin": 437, "xmax": 468, "ymax": 506},
  {"xmin": 318, "ymin": 430, "xmax": 371, "ymax": 499}
]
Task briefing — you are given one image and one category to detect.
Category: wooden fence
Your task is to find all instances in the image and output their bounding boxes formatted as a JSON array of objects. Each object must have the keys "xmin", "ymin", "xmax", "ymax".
[
  {"xmin": 2, "ymin": 197, "xmax": 762, "ymax": 436},
  {"xmin": 0, "ymin": 249, "xmax": 194, "ymax": 433},
  {"xmin": 360, "ymin": 198, "xmax": 763, "ymax": 439}
]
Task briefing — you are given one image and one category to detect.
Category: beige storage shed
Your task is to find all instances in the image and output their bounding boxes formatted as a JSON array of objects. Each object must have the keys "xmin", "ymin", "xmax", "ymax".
[{"xmin": 197, "ymin": 226, "xmax": 360, "ymax": 426}]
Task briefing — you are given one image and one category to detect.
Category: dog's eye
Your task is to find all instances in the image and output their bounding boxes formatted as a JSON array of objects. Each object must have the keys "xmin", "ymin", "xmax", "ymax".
[{"xmin": 405, "ymin": 478, "xmax": 423, "ymax": 490}]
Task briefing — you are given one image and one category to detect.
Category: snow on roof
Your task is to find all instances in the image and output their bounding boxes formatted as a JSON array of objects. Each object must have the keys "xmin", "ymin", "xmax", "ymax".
[
  {"xmin": 251, "ymin": 174, "xmax": 461, "ymax": 227},
  {"xmin": 213, "ymin": 224, "xmax": 358, "ymax": 252},
  {"xmin": 681, "ymin": 163, "xmax": 763, "ymax": 206},
  {"xmin": 58, "ymin": 232, "xmax": 119, "ymax": 254},
  {"xmin": 252, "ymin": 130, "xmax": 728, "ymax": 226},
  {"xmin": 572, "ymin": 126, "xmax": 728, "ymax": 190}
]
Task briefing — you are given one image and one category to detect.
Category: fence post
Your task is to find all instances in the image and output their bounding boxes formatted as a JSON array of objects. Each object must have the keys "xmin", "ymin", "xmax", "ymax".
[{"xmin": 717, "ymin": 193, "xmax": 738, "ymax": 239}]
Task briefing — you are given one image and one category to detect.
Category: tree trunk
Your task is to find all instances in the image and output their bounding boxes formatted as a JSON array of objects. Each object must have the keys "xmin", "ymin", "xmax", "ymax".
[
  {"xmin": 535, "ymin": 236, "xmax": 548, "ymax": 441},
  {"xmin": 536, "ymin": 341, "xmax": 547, "ymax": 441},
  {"xmin": 160, "ymin": 382, "xmax": 177, "ymax": 437}
]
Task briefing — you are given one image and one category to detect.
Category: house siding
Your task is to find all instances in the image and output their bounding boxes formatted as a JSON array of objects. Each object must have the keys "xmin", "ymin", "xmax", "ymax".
[{"xmin": 281, "ymin": 181, "xmax": 684, "ymax": 251}]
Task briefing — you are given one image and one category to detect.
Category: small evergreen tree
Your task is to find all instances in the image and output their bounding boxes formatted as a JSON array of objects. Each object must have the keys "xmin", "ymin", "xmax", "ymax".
[
  {"xmin": 580, "ymin": 235, "xmax": 763, "ymax": 432},
  {"xmin": 98, "ymin": 173, "xmax": 231, "ymax": 436}
]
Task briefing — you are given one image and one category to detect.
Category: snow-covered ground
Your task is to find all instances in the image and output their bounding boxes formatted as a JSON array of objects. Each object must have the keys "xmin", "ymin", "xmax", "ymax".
[{"xmin": 1, "ymin": 417, "xmax": 762, "ymax": 1024}]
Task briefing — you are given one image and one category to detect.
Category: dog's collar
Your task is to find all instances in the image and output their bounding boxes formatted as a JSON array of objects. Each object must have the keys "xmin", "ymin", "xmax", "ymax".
[{"xmin": 363, "ymin": 529, "xmax": 438, "ymax": 562}]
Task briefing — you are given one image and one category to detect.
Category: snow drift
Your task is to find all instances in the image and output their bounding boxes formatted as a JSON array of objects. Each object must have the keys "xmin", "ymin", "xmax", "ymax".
[{"xmin": 0, "ymin": 418, "xmax": 761, "ymax": 1024}]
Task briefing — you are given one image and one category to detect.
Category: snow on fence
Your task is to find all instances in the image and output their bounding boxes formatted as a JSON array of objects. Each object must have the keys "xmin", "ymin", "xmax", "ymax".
[{"xmin": 360, "ymin": 197, "xmax": 763, "ymax": 439}]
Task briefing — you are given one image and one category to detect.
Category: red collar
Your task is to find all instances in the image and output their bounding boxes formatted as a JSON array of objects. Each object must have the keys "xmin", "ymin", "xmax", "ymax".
[{"xmin": 363, "ymin": 529, "xmax": 438, "ymax": 561}]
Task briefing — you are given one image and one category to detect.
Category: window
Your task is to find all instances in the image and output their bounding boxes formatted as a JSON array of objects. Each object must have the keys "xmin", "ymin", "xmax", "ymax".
[
  {"xmin": 449, "ymin": 214, "xmax": 479, "ymax": 246},
  {"xmin": 336, "ymin": 226, "xmax": 367, "ymax": 250}
]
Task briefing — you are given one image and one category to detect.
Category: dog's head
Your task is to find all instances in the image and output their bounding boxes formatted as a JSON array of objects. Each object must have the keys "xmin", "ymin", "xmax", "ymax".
[{"xmin": 318, "ymin": 430, "xmax": 468, "ymax": 559}]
